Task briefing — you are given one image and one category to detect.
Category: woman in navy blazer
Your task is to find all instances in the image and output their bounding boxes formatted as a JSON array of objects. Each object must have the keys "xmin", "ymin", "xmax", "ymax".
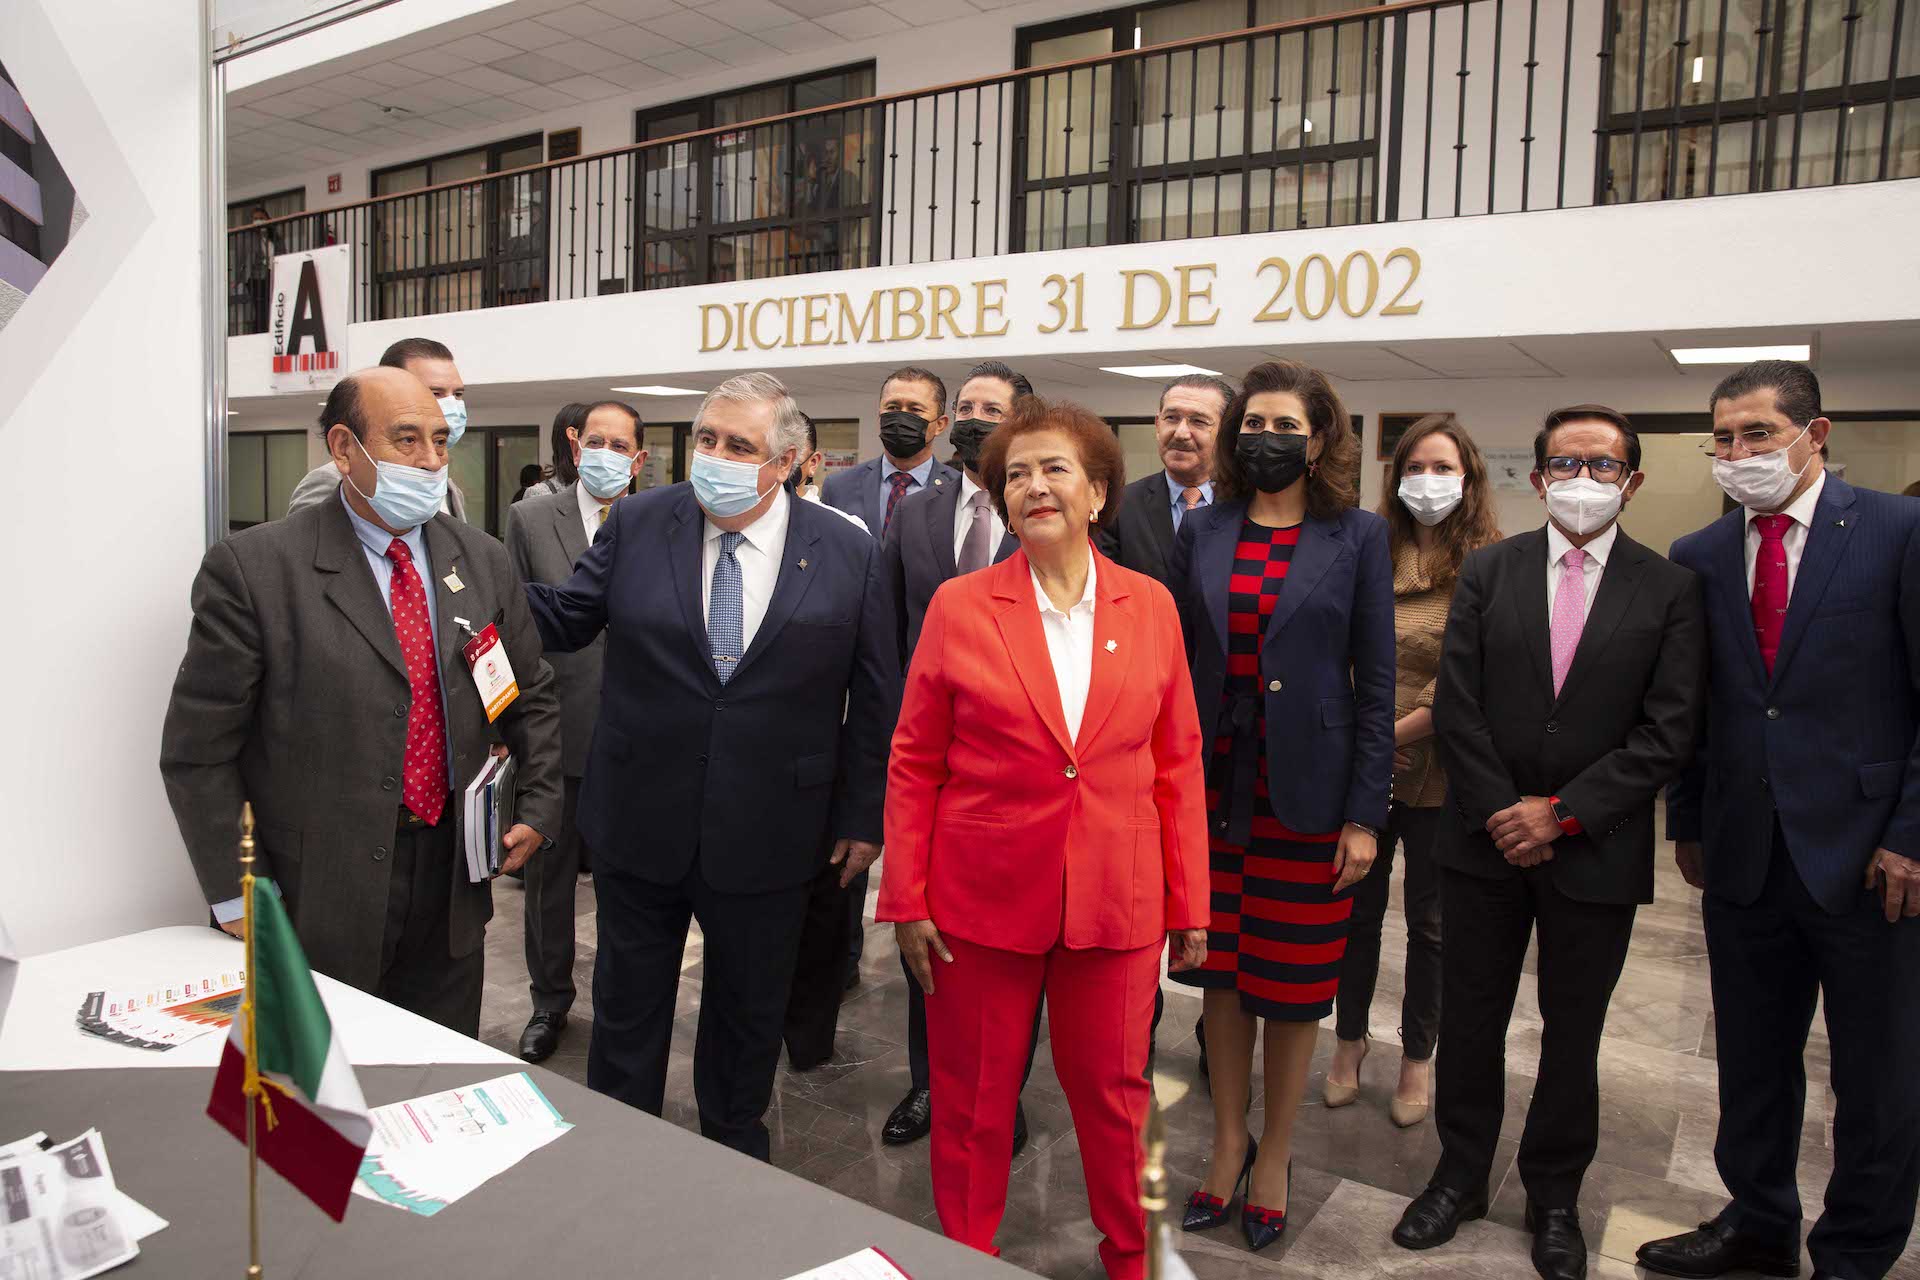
[{"xmin": 1167, "ymin": 360, "xmax": 1396, "ymax": 1250}]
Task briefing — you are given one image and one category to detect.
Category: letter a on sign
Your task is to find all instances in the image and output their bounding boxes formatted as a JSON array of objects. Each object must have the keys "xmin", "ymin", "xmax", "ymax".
[{"xmin": 269, "ymin": 243, "xmax": 351, "ymax": 394}]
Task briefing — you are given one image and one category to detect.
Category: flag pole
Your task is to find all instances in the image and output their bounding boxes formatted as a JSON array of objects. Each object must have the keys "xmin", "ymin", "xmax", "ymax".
[
  {"xmin": 239, "ymin": 802, "xmax": 263, "ymax": 1279},
  {"xmin": 1141, "ymin": 1092, "xmax": 1170, "ymax": 1280}
]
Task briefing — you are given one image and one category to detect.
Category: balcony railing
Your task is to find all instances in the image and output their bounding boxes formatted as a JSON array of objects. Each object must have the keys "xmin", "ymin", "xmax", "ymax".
[{"xmin": 225, "ymin": 0, "xmax": 1919, "ymax": 337}]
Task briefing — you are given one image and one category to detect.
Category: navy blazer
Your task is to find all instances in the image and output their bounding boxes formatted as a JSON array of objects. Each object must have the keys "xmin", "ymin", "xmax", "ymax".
[
  {"xmin": 1668, "ymin": 475, "xmax": 1920, "ymax": 913},
  {"xmin": 1169, "ymin": 501, "xmax": 1396, "ymax": 835},
  {"xmin": 524, "ymin": 484, "xmax": 901, "ymax": 894},
  {"xmin": 822, "ymin": 454, "xmax": 960, "ymax": 540},
  {"xmin": 881, "ymin": 470, "xmax": 1019, "ymax": 666}
]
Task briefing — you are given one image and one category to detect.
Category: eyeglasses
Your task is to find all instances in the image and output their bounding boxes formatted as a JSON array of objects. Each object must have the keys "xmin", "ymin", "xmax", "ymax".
[
  {"xmin": 1542, "ymin": 455, "xmax": 1627, "ymax": 482},
  {"xmin": 1702, "ymin": 426, "xmax": 1796, "ymax": 458}
]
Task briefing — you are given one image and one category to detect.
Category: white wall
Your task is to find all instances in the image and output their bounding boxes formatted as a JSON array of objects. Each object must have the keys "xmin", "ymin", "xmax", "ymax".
[{"xmin": 0, "ymin": 1, "xmax": 213, "ymax": 954}]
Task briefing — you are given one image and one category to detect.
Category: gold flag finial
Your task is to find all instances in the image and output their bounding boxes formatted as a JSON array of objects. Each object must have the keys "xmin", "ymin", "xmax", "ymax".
[{"xmin": 238, "ymin": 803, "xmax": 264, "ymax": 1279}]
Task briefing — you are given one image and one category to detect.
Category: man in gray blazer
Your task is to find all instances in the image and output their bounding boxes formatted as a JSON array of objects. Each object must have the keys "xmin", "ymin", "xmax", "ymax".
[
  {"xmin": 162, "ymin": 366, "xmax": 562, "ymax": 1036},
  {"xmin": 287, "ymin": 337, "xmax": 472, "ymax": 521},
  {"xmin": 504, "ymin": 400, "xmax": 647, "ymax": 1063}
]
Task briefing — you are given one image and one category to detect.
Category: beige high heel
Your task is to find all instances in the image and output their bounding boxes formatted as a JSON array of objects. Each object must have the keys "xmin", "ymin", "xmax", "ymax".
[
  {"xmin": 1322, "ymin": 1037, "xmax": 1369, "ymax": 1108},
  {"xmin": 1390, "ymin": 1058, "xmax": 1433, "ymax": 1127}
]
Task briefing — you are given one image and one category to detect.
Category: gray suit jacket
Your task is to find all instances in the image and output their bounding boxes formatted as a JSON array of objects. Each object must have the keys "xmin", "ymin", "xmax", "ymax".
[
  {"xmin": 287, "ymin": 461, "xmax": 469, "ymax": 523},
  {"xmin": 881, "ymin": 472, "xmax": 1018, "ymax": 665},
  {"xmin": 160, "ymin": 497, "xmax": 563, "ymax": 994},
  {"xmin": 821, "ymin": 455, "xmax": 959, "ymax": 540},
  {"xmin": 505, "ymin": 483, "xmax": 605, "ymax": 778}
]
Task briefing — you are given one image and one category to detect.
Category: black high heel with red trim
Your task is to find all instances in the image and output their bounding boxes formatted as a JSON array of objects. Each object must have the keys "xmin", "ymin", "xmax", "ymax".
[
  {"xmin": 1242, "ymin": 1159, "xmax": 1292, "ymax": 1252},
  {"xmin": 1181, "ymin": 1136, "xmax": 1257, "ymax": 1231}
]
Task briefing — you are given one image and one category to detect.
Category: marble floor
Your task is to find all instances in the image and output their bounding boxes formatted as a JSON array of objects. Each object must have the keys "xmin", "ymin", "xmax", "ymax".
[{"xmin": 476, "ymin": 846, "xmax": 1920, "ymax": 1280}]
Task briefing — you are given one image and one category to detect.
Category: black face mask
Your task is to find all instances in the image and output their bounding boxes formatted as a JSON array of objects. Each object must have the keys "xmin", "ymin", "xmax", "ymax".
[
  {"xmin": 878, "ymin": 410, "xmax": 930, "ymax": 462},
  {"xmin": 947, "ymin": 418, "xmax": 994, "ymax": 470},
  {"xmin": 1235, "ymin": 430, "xmax": 1311, "ymax": 494}
]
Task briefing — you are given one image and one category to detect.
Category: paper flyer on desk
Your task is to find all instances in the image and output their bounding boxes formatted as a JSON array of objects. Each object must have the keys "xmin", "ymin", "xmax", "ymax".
[{"xmin": 352, "ymin": 1071, "xmax": 572, "ymax": 1217}]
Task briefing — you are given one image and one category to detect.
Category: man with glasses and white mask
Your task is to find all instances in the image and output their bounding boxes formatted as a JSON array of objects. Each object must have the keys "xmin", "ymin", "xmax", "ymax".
[
  {"xmin": 504, "ymin": 401, "xmax": 647, "ymax": 1064},
  {"xmin": 1640, "ymin": 362, "xmax": 1920, "ymax": 1280},
  {"xmin": 1395, "ymin": 405, "xmax": 1704, "ymax": 1280},
  {"xmin": 522, "ymin": 373, "xmax": 898, "ymax": 1161}
]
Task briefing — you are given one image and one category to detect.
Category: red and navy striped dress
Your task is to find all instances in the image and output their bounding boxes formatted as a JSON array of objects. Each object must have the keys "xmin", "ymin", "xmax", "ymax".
[{"xmin": 1174, "ymin": 520, "xmax": 1352, "ymax": 1021}]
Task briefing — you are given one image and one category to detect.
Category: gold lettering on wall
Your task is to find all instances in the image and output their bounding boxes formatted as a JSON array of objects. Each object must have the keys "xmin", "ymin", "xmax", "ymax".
[
  {"xmin": 687, "ymin": 245, "xmax": 1427, "ymax": 354},
  {"xmin": 1119, "ymin": 269, "xmax": 1171, "ymax": 331}
]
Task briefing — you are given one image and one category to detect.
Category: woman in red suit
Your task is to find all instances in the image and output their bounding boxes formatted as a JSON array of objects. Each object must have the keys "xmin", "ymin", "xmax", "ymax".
[{"xmin": 877, "ymin": 397, "xmax": 1212, "ymax": 1280}]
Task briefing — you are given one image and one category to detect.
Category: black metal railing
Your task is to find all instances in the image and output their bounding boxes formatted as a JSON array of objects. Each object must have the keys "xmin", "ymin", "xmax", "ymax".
[{"xmin": 224, "ymin": 0, "xmax": 1918, "ymax": 336}]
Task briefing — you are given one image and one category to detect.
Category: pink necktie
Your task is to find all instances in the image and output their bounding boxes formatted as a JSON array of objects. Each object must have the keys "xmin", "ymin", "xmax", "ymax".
[{"xmin": 1550, "ymin": 547, "xmax": 1588, "ymax": 696}]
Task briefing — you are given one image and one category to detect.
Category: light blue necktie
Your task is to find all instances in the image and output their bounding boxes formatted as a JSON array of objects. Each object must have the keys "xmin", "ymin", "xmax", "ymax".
[{"xmin": 710, "ymin": 531, "xmax": 745, "ymax": 684}]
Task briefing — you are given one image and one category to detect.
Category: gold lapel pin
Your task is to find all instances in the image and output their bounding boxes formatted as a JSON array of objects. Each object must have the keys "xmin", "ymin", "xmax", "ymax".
[
  {"xmin": 798, "ymin": 558, "xmax": 809, "ymax": 570},
  {"xmin": 444, "ymin": 569, "xmax": 465, "ymax": 593}
]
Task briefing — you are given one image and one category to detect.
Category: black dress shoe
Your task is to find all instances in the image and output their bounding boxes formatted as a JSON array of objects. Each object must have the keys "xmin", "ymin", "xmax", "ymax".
[
  {"xmin": 883, "ymin": 1088, "xmax": 932, "ymax": 1145},
  {"xmin": 1527, "ymin": 1204, "xmax": 1587, "ymax": 1280},
  {"xmin": 516, "ymin": 1010, "xmax": 567, "ymax": 1063},
  {"xmin": 1636, "ymin": 1221, "xmax": 1800, "ymax": 1278},
  {"xmin": 1182, "ymin": 1136, "xmax": 1256, "ymax": 1231},
  {"xmin": 1392, "ymin": 1184, "xmax": 1488, "ymax": 1250},
  {"xmin": 1011, "ymin": 1103, "xmax": 1029, "ymax": 1159}
]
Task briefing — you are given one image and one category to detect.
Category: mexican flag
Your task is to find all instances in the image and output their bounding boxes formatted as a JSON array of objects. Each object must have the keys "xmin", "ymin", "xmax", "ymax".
[{"xmin": 206, "ymin": 880, "xmax": 372, "ymax": 1221}]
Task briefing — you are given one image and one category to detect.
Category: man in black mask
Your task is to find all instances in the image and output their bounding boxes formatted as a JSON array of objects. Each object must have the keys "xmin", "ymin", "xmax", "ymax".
[
  {"xmin": 822, "ymin": 366, "xmax": 954, "ymax": 539},
  {"xmin": 873, "ymin": 359, "xmax": 1037, "ymax": 1153}
]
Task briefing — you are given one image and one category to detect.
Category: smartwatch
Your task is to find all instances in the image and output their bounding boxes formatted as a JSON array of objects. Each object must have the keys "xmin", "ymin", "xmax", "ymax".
[{"xmin": 1548, "ymin": 796, "xmax": 1582, "ymax": 836}]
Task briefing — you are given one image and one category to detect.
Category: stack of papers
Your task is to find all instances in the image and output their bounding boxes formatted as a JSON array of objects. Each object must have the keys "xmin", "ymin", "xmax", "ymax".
[
  {"xmin": 352, "ymin": 1071, "xmax": 571, "ymax": 1217},
  {"xmin": 784, "ymin": 1249, "xmax": 914, "ymax": 1279},
  {"xmin": 462, "ymin": 753, "xmax": 519, "ymax": 882},
  {"xmin": 0, "ymin": 1130, "xmax": 167, "ymax": 1278},
  {"xmin": 74, "ymin": 969, "xmax": 245, "ymax": 1052}
]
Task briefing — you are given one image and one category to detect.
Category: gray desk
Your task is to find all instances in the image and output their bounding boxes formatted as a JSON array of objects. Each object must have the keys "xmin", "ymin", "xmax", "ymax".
[{"xmin": 2, "ymin": 1064, "xmax": 1032, "ymax": 1278}]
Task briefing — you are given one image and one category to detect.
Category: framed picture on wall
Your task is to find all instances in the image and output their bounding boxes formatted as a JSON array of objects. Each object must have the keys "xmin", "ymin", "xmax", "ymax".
[{"xmin": 1378, "ymin": 412, "xmax": 1446, "ymax": 461}]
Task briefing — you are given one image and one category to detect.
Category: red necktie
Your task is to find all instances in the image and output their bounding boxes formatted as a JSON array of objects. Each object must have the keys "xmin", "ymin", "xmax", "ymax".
[
  {"xmin": 1751, "ymin": 514, "xmax": 1792, "ymax": 676},
  {"xmin": 386, "ymin": 538, "xmax": 449, "ymax": 825},
  {"xmin": 884, "ymin": 470, "xmax": 914, "ymax": 534}
]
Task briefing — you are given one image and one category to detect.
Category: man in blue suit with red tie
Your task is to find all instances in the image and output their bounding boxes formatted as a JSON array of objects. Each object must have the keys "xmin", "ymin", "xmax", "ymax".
[
  {"xmin": 1641, "ymin": 362, "xmax": 1920, "ymax": 1280},
  {"xmin": 523, "ymin": 372, "xmax": 899, "ymax": 1162}
]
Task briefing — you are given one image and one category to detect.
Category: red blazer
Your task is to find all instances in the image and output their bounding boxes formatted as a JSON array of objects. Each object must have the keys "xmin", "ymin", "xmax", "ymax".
[{"xmin": 877, "ymin": 546, "xmax": 1211, "ymax": 954}]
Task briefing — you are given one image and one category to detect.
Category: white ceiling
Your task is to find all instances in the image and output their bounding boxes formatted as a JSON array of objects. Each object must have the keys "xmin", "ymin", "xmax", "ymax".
[
  {"xmin": 225, "ymin": 0, "xmax": 1025, "ymax": 191},
  {"xmin": 228, "ymin": 325, "xmax": 1920, "ymax": 423}
]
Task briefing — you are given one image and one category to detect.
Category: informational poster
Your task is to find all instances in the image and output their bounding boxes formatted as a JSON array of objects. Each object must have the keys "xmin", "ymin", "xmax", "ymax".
[
  {"xmin": 267, "ymin": 242, "xmax": 350, "ymax": 394},
  {"xmin": 1483, "ymin": 446, "xmax": 1536, "ymax": 493}
]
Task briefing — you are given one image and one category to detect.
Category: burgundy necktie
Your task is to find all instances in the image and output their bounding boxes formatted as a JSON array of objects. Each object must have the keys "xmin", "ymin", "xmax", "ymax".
[
  {"xmin": 884, "ymin": 470, "xmax": 914, "ymax": 535},
  {"xmin": 385, "ymin": 539, "xmax": 449, "ymax": 825},
  {"xmin": 1751, "ymin": 514, "xmax": 1792, "ymax": 675}
]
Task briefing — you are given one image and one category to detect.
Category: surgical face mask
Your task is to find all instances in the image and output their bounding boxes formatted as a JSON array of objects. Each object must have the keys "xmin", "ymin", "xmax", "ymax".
[
  {"xmin": 345, "ymin": 433, "xmax": 448, "ymax": 531},
  {"xmin": 690, "ymin": 449, "xmax": 776, "ymax": 519},
  {"xmin": 577, "ymin": 447, "xmax": 634, "ymax": 501},
  {"xmin": 1397, "ymin": 473, "xmax": 1465, "ymax": 526},
  {"xmin": 948, "ymin": 417, "xmax": 995, "ymax": 470},
  {"xmin": 1543, "ymin": 476, "xmax": 1623, "ymax": 537},
  {"xmin": 878, "ymin": 410, "xmax": 930, "ymax": 462},
  {"xmin": 437, "ymin": 396, "xmax": 468, "ymax": 447},
  {"xmin": 1712, "ymin": 422, "xmax": 1815, "ymax": 511},
  {"xmin": 1235, "ymin": 430, "xmax": 1311, "ymax": 494}
]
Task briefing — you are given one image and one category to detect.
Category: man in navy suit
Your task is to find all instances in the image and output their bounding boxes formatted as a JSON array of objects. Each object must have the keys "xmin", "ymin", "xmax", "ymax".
[
  {"xmin": 524, "ymin": 372, "xmax": 900, "ymax": 1161},
  {"xmin": 821, "ymin": 366, "xmax": 958, "ymax": 540},
  {"xmin": 873, "ymin": 359, "xmax": 1030, "ymax": 1150},
  {"xmin": 1641, "ymin": 362, "xmax": 1920, "ymax": 1280}
]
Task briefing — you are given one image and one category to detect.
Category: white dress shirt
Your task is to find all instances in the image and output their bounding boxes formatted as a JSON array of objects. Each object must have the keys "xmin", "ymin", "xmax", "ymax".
[
  {"xmin": 1744, "ymin": 468, "xmax": 1826, "ymax": 598},
  {"xmin": 953, "ymin": 472, "xmax": 1008, "ymax": 565},
  {"xmin": 702, "ymin": 485, "xmax": 791, "ymax": 651},
  {"xmin": 1545, "ymin": 520, "xmax": 1617, "ymax": 620},
  {"xmin": 800, "ymin": 485, "xmax": 869, "ymax": 533},
  {"xmin": 1032, "ymin": 554, "xmax": 1098, "ymax": 742},
  {"xmin": 575, "ymin": 480, "xmax": 615, "ymax": 545}
]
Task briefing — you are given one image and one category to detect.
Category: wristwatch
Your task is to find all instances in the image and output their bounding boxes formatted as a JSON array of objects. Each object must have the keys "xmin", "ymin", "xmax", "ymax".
[{"xmin": 1548, "ymin": 796, "xmax": 1583, "ymax": 836}]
